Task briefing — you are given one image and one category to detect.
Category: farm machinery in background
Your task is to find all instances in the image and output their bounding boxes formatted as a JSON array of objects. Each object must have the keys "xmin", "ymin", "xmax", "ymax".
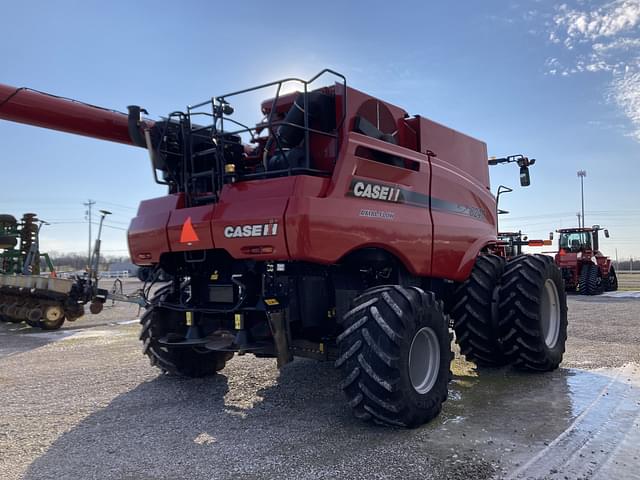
[
  {"xmin": 0, "ymin": 213, "xmax": 55, "ymax": 275},
  {"xmin": 496, "ymin": 231, "xmax": 552, "ymax": 259},
  {"xmin": 0, "ymin": 210, "xmax": 133, "ymax": 329},
  {"xmin": 492, "ymin": 181, "xmax": 553, "ymax": 260},
  {"xmin": 554, "ymin": 225, "xmax": 617, "ymax": 295},
  {"xmin": 0, "ymin": 71, "xmax": 568, "ymax": 428}
]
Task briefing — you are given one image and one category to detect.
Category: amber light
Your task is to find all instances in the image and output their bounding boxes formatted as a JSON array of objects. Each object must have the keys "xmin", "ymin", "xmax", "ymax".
[{"xmin": 241, "ymin": 246, "xmax": 275, "ymax": 255}]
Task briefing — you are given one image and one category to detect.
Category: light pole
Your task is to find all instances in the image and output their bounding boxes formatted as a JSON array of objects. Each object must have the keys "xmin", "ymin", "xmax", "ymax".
[
  {"xmin": 84, "ymin": 199, "xmax": 95, "ymax": 265},
  {"xmin": 577, "ymin": 170, "xmax": 586, "ymax": 228},
  {"xmin": 576, "ymin": 212, "xmax": 581, "ymax": 227}
]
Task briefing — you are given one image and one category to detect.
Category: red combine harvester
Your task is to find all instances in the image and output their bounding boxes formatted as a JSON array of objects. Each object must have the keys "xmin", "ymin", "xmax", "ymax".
[
  {"xmin": 0, "ymin": 71, "xmax": 567, "ymax": 427},
  {"xmin": 554, "ymin": 226, "xmax": 617, "ymax": 295}
]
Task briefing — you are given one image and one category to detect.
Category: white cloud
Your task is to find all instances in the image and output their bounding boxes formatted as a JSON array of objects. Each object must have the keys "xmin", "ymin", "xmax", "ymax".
[
  {"xmin": 548, "ymin": 0, "xmax": 640, "ymax": 141},
  {"xmin": 612, "ymin": 69, "xmax": 640, "ymax": 140},
  {"xmin": 554, "ymin": 0, "xmax": 640, "ymax": 45}
]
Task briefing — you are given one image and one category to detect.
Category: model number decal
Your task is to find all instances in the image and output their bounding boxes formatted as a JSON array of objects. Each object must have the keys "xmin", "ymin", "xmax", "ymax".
[
  {"xmin": 359, "ymin": 209, "xmax": 395, "ymax": 219},
  {"xmin": 224, "ymin": 223, "xmax": 278, "ymax": 238},
  {"xmin": 351, "ymin": 181, "xmax": 402, "ymax": 202}
]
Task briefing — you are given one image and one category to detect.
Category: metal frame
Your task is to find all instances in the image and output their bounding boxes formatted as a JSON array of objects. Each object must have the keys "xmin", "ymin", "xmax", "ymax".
[{"xmin": 156, "ymin": 70, "xmax": 347, "ymax": 206}]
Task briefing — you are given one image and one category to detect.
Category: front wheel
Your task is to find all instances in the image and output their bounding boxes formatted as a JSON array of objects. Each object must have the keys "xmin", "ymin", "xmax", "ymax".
[
  {"xmin": 499, "ymin": 254, "xmax": 568, "ymax": 371},
  {"xmin": 336, "ymin": 285, "xmax": 452, "ymax": 428},
  {"xmin": 140, "ymin": 287, "xmax": 233, "ymax": 377}
]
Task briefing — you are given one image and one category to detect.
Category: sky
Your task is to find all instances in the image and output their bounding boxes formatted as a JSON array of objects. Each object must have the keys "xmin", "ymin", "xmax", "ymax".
[{"xmin": 1, "ymin": 0, "xmax": 639, "ymax": 260}]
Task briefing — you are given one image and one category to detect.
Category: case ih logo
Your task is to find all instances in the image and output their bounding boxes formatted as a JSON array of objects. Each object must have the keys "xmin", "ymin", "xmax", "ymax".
[
  {"xmin": 224, "ymin": 222, "xmax": 279, "ymax": 238},
  {"xmin": 351, "ymin": 180, "xmax": 402, "ymax": 203}
]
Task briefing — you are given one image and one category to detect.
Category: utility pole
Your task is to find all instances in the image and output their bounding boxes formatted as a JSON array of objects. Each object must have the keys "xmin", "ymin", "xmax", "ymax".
[
  {"xmin": 576, "ymin": 212, "xmax": 581, "ymax": 227},
  {"xmin": 84, "ymin": 199, "xmax": 95, "ymax": 266},
  {"xmin": 577, "ymin": 170, "xmax": 587, "ymax": 228},
  {"xmin": 615, "ymin": 248, "xmax": 618, "ymax": 270}
]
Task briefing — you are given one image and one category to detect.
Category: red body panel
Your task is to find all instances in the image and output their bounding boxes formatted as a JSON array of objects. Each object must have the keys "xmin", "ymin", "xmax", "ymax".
[
  {"xmin": 128, "ymin": 195, "xmax": 183, "ymax": 264},
  {"xmin": 286, "ymin": 133, "xmax": 434, "ymax": 275},
  {"xmin": 167, "ymin": 205, "xmax": 216, "ymax": 253},
  {"xmin": 212, "ymin": 178, "xmax": 294, "ymax": 259}
]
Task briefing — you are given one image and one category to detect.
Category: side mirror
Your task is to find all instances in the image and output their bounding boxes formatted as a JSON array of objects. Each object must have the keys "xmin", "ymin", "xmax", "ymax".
[
  {"xmin": 519, "ymin": 166, "xmax": 531, "ymax": 186},
  {"xmin": 604, "ymin": 229, "xmax": 610, "ymax": 238},
  {"xmin": 549, "ymin": 232, "xmax": 554, "ymax": 241}
]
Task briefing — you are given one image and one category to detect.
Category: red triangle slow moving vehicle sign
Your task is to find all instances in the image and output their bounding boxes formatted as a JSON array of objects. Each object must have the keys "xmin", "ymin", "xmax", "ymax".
[{"xmin": 180, "ymin": 217, "xmax": 200, "ymax": 243}]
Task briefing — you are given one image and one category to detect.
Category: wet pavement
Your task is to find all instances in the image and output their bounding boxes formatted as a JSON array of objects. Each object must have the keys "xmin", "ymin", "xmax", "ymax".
[{"xmin": 1, "ymin": 294, "xmax": 639, "ymax": 479}]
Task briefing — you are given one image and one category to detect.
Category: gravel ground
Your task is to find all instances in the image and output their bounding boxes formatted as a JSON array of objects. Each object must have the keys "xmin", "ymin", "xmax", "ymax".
[{"xmin": 1, "ymin": 291, "xmax": 639, "ymax": 480}]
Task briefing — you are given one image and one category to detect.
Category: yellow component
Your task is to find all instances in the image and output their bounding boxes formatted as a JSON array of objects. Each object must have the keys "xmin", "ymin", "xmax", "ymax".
[
  {"xmin": 225, "ymin": 163, "xmax": 236, "ymax": 174},
  {"xmin": 186, "ymin": 311, "xmax": 193, "ymax": 326},
  {"xmin": 210, "ymin": 271, "xmax": 219, "ymax": 281},
  {"xmin": 264, "ymin": 298, "xmax": 279, "ymax": 306},
  {"xmin": 319, "ymin": 343, "xmax": 324, "ymax": 353},
  {"xmin": 234, "ymin": 313, "xmax": 243, "ymax": 330}
]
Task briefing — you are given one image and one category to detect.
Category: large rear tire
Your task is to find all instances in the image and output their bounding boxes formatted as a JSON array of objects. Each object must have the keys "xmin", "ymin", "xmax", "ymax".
[
  {"xmin": 451, "ymin": 254, "xmax": 507, "ymax": 367},
  {"xmin": 140, "ymin": 287, "xmax": 233, "ymax": 377},
  {"xmin": 336, "ymin": 285, "xmax": 452, "ymax": 428},
  {"xmin": 499, "ymin": 254, "xmax": 568, "ymax": 371}
]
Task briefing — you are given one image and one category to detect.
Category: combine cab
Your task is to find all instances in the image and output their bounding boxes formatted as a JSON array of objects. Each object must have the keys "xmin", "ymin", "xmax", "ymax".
[{"xmin": 554, "ymin": 226, "xmax": 617, "ymax": 295}]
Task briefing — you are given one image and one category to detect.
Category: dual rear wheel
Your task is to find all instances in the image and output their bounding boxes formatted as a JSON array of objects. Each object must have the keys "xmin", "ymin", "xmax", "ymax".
[{"xmin": 450, "ymin": 254, "xmax": 567, "ymax": 371}]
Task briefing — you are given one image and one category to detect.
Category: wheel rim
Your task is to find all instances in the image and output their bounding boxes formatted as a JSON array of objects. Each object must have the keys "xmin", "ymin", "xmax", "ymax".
[
  {"xmin": 44, "ymin": 306, "xmax": 63, "ymax": 322},
  {"xmin": 408, "ymin": 327, "xmax": 440, "ymax": 394},
  {"xmin": 540, "ymin": 279, "xmax": 561, "ymax": 348}
]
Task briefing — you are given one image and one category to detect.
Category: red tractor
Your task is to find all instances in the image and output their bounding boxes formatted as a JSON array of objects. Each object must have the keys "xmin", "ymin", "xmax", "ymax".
[
  {"xmin": 554, "ymin": 226, "xmax": 617, "ymax": 295},
  {"xmin": 0, "ymin": 71, "xmax": 567, "ymax": 427}
]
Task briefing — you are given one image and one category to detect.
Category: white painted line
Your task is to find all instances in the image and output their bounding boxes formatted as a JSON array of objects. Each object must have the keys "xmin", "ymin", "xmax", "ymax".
[
  {"xmin": 116, "ymin": 319, "xmax": 140, "ymax": 325},
  {"xmin": 600, "ymin": 291, "xmax": 640, "ymax": 298}
]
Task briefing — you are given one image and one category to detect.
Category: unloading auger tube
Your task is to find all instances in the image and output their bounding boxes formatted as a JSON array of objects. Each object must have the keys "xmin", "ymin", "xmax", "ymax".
[{"xmin": 0, "ymin": 83, "xmax": 153, "ymax": 145}]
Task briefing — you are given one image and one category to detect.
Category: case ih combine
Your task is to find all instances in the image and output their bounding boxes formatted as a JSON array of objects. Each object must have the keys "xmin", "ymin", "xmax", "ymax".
[
  {"xmin": 0, "ymin": 71, "xmax": 567, "ymax": 427},
  {"xmin": 554, "ymin": 226, "xmax": 617, "ymax": 295}
]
